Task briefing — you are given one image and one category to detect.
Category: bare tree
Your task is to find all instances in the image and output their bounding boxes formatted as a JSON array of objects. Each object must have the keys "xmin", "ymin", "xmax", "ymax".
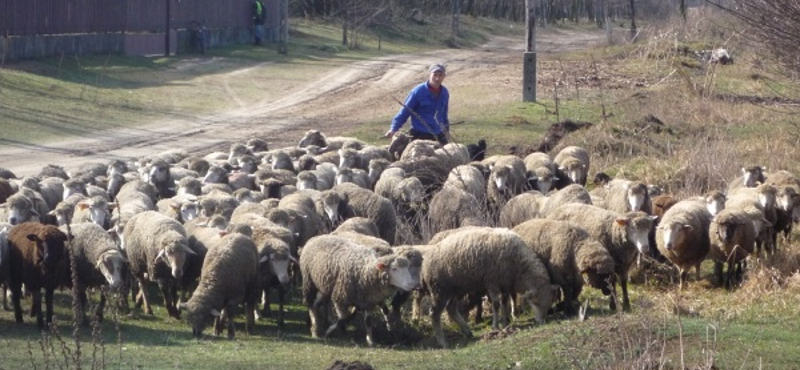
[{"xmin": 711, "ymin": 0, "xmax": 800, "ymax": 72}]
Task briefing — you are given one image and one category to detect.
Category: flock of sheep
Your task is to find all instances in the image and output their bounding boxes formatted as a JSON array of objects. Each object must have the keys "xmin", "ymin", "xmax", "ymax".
[{"xmin": 0, "ymin": 129, "xmax": 797, "ymax": 348}]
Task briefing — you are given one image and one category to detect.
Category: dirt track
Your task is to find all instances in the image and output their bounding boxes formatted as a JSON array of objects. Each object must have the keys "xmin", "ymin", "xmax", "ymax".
[{"xmin": 1, "ymin": 28, "xmax": 603, "ymax": 177}]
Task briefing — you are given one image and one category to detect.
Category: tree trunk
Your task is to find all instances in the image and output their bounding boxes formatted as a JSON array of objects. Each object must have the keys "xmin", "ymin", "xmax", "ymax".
[
  {"xmin": 451, "ymin": 0, "xmax": 461, "ymax": 39},
  {"xmin": 629, "ymin": 0, "xmax": 637, "ymax": 40},
  {"xmin": 679, "ymin": 0, "xmax": 686, "ymax": 21}
]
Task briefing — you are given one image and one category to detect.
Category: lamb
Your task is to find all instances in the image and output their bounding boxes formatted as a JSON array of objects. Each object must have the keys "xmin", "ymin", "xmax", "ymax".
[
  {"xmin": 300, "ymin": 234, "xmax": 416, "ymax": 346},
  {"xmin": 523, "ymin": 152, "xmax": 558, "ymax": 194},
  {"xmin": 512, "ymin": 219, "xmax": 616, "ymax": 315},
  {"xmin": 7, "ymin": 222, "xmax": 69, "ymax": 329},
  {"xmin": 123, "ymin": 210, "xmax": 196, "ymax": 319},
  {"xmin": 603, "ymin": 179, "xmax": 653, "ymax": 215},
  {"xmin": 553, "ymin": 145, "xmax": 590, "ymax": 187},
  {"xmin": 498, "ymin": 192, "xmax": 545, "ymax": 228},
  {"xmin": 60, "ymin": 222, "xmax": 129, "ymax": 323},
  {"xmin": 422, "ymin": 227, "xmax": 556, "ymax": 348},
  {"xmin": 655, "ymin": 199, "xmax": 713, "ymax": 288},
  {"xmin": 334, "ymin": 182, "xmax": 397, "ymax": 245},
  {"xmin": 548, "ymin": 203, "xmax": 656, "ymax": 310},
  {"xmin": 181, "ymin": 232, "xmax": 260, "ymax": 339},
  {"xmin": 427, "ymin": 186, "xmax": 489, "ymax": 237},
  {"xmin": 708, "ymin": 208, "xmax": 756, "ymax": 289}
]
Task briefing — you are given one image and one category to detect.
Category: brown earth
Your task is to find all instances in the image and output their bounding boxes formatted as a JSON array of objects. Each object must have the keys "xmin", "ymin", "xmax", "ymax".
[{"xmin": 1, "ymin": 28, "xmax": 605, "ymax": 177}]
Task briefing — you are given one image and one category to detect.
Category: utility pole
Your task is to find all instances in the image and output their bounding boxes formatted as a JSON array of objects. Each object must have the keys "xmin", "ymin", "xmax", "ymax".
[
  {"xmin": 165, "ymin": 0, "xmax": 171, "ymax": 56},
  {"xmin": 523, "ymin": 0, "xmax": 536, "ymax": 102}
]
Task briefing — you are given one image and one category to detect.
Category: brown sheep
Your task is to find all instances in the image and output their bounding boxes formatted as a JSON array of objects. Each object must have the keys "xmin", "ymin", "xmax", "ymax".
[{"xmin": 8, "ymin": 222, "xmax": 69, "ymax": 329}]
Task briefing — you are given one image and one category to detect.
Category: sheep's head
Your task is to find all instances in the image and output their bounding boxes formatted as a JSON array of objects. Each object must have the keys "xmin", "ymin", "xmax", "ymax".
[
  {"xmin": 742, "ymin": 165, "xmax": 766, "ymax": 188},
  {"xmin": 28, "ymin": 227, "xmax": 68, "ymax": 268},
  {"xmin": 97, "ymin": 250, "xmax": 128, "ymax": 290},
  {"xmin": 377, "ymin": 255, "xmax": 416, "ymax": 292},
  {"xmin": 181, "ymin": 300, "xmax": 219, "ymax": 339},
  {"xmin": 154, "ymin": 233, "xmax": 194, "ymax": 280},
  {"xmin": 617, "ymin": 212, "xmax": 656, "ymax": 255},
  {"xmin": 519, "ymin": 284, "xmax": 559, "ymax": 324},
  {"xmin": 659, "ymin": 222, "xmax": 693, "ymax": 252}
]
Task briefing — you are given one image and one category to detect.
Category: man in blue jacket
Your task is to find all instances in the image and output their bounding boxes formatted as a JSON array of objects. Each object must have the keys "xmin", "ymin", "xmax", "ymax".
[{"xmin": 385, "ymin": 63, "xmax": 450, "ymax": 144}]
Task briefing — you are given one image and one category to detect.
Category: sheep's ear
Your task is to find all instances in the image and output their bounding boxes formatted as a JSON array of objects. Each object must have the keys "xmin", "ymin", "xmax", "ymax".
[
  {"xmin": 375, "ymin": 262, "xmax": 387, "ymax": 271},
  {"xmin": 648, "ymin": 215, "xmax": 659, "ymax": 222},
  {"xmin": 553, "ymin": 176, "xmax": 559, "ymax": 181},
  {"xmin": 77, "ymin": 203, "xmax": 90, "ymax": 210},
  {"xmin": 209, "ymin": 309, "xmax": 221, "ymax": 317},
  {"xmin": 681, "ymin": 224, "xmax": 694, "ymax": 232},
  {"xmin": 181, "ymin": 245, "xmax": 197, "ymax": 255},
  {"xmin": 614, "ymin": 218, "xmax": 629, "ymax": 226},
  {"xmin": 177, "ymin": 301, "xmax": 188, "ymax": 310},
  {"xmin": 217, "ymin": 230, "xmax": 228, "ymax": 238},
  {"xmin": 154, "ymin": 249, "xmax": 166, "ymax": 263},
  {"xmin": 289, "ymin": 255, "xmax": 298, "ymax": 264},
  {"xmin": 258, "ymin": 255, "xmax": 270, "ymax": 264},
  {"xmin": 528, "ymin": 175, "xmax": 538, "ymax": 181}
]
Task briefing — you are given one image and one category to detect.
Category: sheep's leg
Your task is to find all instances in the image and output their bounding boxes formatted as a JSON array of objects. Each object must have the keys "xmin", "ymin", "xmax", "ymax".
[
  {"xmin": 260, "ymin": 288, "xmax": 272, "ymax": 318},
  {"xmin": 95, "ymin": 289, "xmax": 107, "ymax": 323},
  {"xmin": 325, "ymin": 302, "xmax": 355, "ymax": 338},
  {"xmin": 2, "ymin": 283, "xmax": 10, "ymax": 311},
  {"xmin": 446, "ymin": 298, "xmax": 473, "ymax": 338},
  {"xmin": 487, "ymin": 290, "xmax": 503, "ymax": 330},
  {"xmin": 430, "ymin": 296, "xmax": 449, "ymax": 348},
  {"xmin": 32, "ymin": 290, "xmax": 43, "ymax": 330},
  {"xmin": 620, "ymin": 273, "xmax": 631, "ymax": 312},
  {"xmin": 10, "ymin": 283, "xmax": 23, "ymax": 323},
  {"xmin": 411, "ymin": 291, "xmax": 424, "ymax": 324},
  {"xmin": 608, "ymin": 280, "xmax": 619, "ymax": 311},
  {"xmin": 713, "ymin": 261, "xmax": 724, "ymax": 287},
  {"xmin": 136, "ymin": 279, "xmax": 153, "ymax": 315},
  {"xmin": 244, "ymin": 297, "xmax": 256, "ymax": 335},
  {"xmin": 158, "ymin": 281, "xmax": 180, "ymax": 319},
  {"xmin": 76, "ymin": 285, "xmax": 89, "ymax": 325},
  {"xmin": 226, "ymin": 305, "xmax": 236, "ymax": 340},
  {"xmin": 363, "ymin": 310, "xmax": 375, "ymax": 347},
  {"xmin": 276, "ymin": 286, "xmax": 286, "ymax": 329}
]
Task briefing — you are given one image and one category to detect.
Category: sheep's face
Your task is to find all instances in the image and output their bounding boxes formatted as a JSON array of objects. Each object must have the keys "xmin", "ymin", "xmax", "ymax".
[
  {"xmin": 492, "ymin": 167, "xmax": 511, "ymax": 191},
  {"xmin": 28, "ymin": 231, "xmax": 67, "ymax": 268},
  {"xmin": 584, "ymin": 271, "xmax": 615, "ymax": 296},
  {"xmin": 777, "ymin": 188, "xmax": 797, "ymax": 212},
  {"xmin": 185, "ymin": 303, "xmax": 219, "ymax": 339},
  {"xmin": 626, "ymin": 184, "xmax": 648, "ymax": 212},
  {"xmin": 98, "ymin": 251, "xmax": 127, "ymax": 290},
  {"xmin": 714, "ymin": 221, "xmax": 738, "ymax": 245},
  {"xmin": 519, "ymin": 284, "xmax": 558, "ymax": 323},
  {"xmin": 757, "ymin": 189, "xmax": 777, "ymax": 211},
  {"xmin": 742, "ymin": 166, "xmax": 764, "ymax": 188},
  {"xmin": 706, "ymin": 194, "xmax": 726, "ymax": 216},
  {"xmin": 87, "ymin": 202, "xmax": 110, "ymax": 229},
  {"xmin": 180, "ymin": 203, "xmax": 200, "ymax": 223},
  {"xmin": 156, "ymin": 238, "xmax": 193, "ymax": 280},
  {"xmin": 7, "ymin": 197, "xmax": 35, "ymax": 226},
  {"xmin": 63, "ymin": 182, "xmax": 86, "ymax": 201},
  {"xmin": 267, "ymin": 253, "xmax": 292, "ymax": 287},
  {"xmin": 380, "ymin": 256, "xmax": 416, "ymax": 292},
  {"xmin": 298, "ymin": 130, "xmax": 323, "ymax": 148},
  {"xmin": 660, "ymin": 222, "xmax": 692, "ymax": 252},
  {"xmin": 148, "ymin": 163, "xmax": 170, "ymax": 185},
  {"xmin": 202, "ymin": 167, "xmax": 227, "ymax": 184},
  {"xmin": 620, "ymin": 214, "xmax": 655, "ymax": 255}
]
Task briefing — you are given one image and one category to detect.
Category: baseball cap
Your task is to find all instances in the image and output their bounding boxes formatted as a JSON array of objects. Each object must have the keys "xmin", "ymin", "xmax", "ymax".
[{"xmin": 429, "ymin": 64, "xmax": 446, "ymax": 74}]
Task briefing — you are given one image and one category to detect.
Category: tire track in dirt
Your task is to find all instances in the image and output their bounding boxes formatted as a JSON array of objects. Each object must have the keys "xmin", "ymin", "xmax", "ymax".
[{"xmin": 1, "ymin": 29, "xmax": 604, "ymax": 177}]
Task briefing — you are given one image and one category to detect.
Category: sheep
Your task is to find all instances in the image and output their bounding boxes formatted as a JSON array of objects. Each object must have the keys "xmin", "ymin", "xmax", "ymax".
[
  {"xmin": 373, "ymin": 168, "xmax": 407, "ymax": 200},
  {"xmin": 367, "ymin": 158, "xmax": 392, "ymax": 189},
  {"xmin": 18, "ymin": 187, "xmax": 52, "ymax": 223},
  {"xmin": 298, "ymin": 130, "xmax": 365, "ymax": 152},
  {"xmin": 708, "ymin": 208, "xmax": 756, "ymax": 289},
  {"xmin": 335, "ymin": 167, "xmax": 370, "ymax": 189},
  {"xmin": 334, "ymin": 182, "xmax": 397, "ymax": 245},
  {"xmin": 655, "ymin": 199, "xmax": 713, "ymax": 289},
  {"xmin": 315, "ymin": 188, "xmax": 350, "ymax": 232},
  {"xmin": 0, "ymin": 222, "xmax": 11, "ymax": 310},
  {"xmin": 1, "ymin": 192, "xmax": 40, "ymax": 225},
  {"xmin": 538, "ymin": 183, "xmax": 594, "ymax": 217},
  {"xmin": 300, "ymin": 234, "xmax": 416, "ymax": 346},
  {"xmin": 181, "ymin": 232, "xmax": 260, "ymax": 339},
  {"xmin": 277, "ymin": 191, "xmax": 324, "ymax": 247},
  {"xmin": 60, "ymin": 222, "xmax": 129, "ymax": 323},
  {"xmin": 331, "ymin": 217, "xmax": 381, "ymax": 238},
  {"xmin": 524, "ymin": 152, "xmax": 558, "ymax": 194},
  {"xmin": 466, "ymin": 139, "xmax": 487, "ymax": 161},
  {"xmin": 37, "ymin": 164, "xmax": 69, "ymax": 180},
  {"xmin": 766, "ymin": 170, "xmax": 800, "ymax": 247},
  {"xmin": 0, "ymin": 178, "xmax": 13, "ymax": 204},
  {"xmin": 389, "ymin": 155, "xmax": 456, "ymax": 196},
  {"xmin": 553, "ymin": 145, "xmax": 590, "ymax": 187},
  {"xmin": 106, "ymin": 172, "xmax": 128, "ymax": 201},
  {"xmin": 725, "ymin": 187, "xmax": 777, "ymax": 256},
  {"xmin": 37, "ymin": 177, "xmax": 65, "ymax": 211},
  {"xmin": 727, "ymin": 165, "xmax": 767, "ymax": 193},
  {"xmin": 156, "ymin": 194, "xmax": 200, "ymax": 223},
  {"xmin": 296, "ymin": 171, "xmax": 319, "ymax": 190},
  {"xmin": 443, "ymin": 164, "xmax": 487, "ymax": 203},
  {"xmin": 72, "ymin": 195, "xmax": 114, "ymax": 229},
  {"xmin": 198, "ymin": 189, "xmax": 240, "ymax": 220},
  {"xmin": 7, "ymin": 222, "xmax": 69, "ymax": 329},
  {"xmin": 146, "ymin": 159, "xmax": 176, "ymax": 199},
  {"xmin": 252, "ymin": 232, "xmax": 295, "ymax": 328},
  {"xmin": 0, "ymin": 167, "xmax": 18, "ymax": 180},
  {"xmin": 512, "ymin": 219, "xmax": 616, "ymax": 315},
  {"xmin": 427, "ymin": 186, "xmax": 489, "ymax": 237},
  {"xmin": 62, "ymin": 177, "xmax": 88, "ymax": 200},
  {"xmin": 548, "ymin": 203, "xmax": 656, "ymax": 311},
  {"xmin": 111, "ymin": 180, "xmax": 157, "ymax": 234},
  {"xmin": 498, "ymin": 192, "xmax": 545, "ymax": 228},
  {"xmin": 422, "ymin": 227, "xmax": 556, "ymax": 348},
  {"xmin": 603, "ymin": 179, "xmax": 653, "ymax": 215},
  {"xmin": 485, "ymin": 155, "xmax": 529, "ymax": 217},
  {"xmin": 233, "ymin": 188, "xmax": 266, "ymax": 204},
  {"xmin": 434, "ymin": 143, "xmax": 471, "ymax": 166},
  {"xmin": 123, "ymin": 210, "xmax": 195, "ymax": 319},
  {"xmin": 227, "ymin": 142, "xmax": 254, "ymax": 165}
]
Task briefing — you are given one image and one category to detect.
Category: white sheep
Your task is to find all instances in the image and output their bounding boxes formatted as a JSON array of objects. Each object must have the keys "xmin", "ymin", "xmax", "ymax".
[
  {"xmin": 422, "ymin": 227, "xmax": 556, "ymax": 348},
  {"xmin": 553, "ymin": 145, "xmax": 590, "ymax": 187},
  {"xmin": 708, "ymin": 208, "xmax": 756, "ymax": 289},
  {"xmin": 523, "ymin": 152, "xmax": 558, "ymax": 194},
  {"xmin": 655, "ymin": 199, "xmax": 713, "ymax": 289},
  {"xmin": 300, "ymin": 234, "xmax": 416, "ymax": 346}
]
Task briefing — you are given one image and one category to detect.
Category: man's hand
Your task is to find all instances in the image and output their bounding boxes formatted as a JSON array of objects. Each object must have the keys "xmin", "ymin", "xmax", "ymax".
[{"xmin": 384, "ymin": 129, "xmax": 396, "ymax": 139}]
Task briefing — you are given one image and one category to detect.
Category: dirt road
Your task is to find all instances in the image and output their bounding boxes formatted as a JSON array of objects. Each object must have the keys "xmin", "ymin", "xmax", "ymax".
[{"xmin": 1, "ymin": 28, "xmax": 603, "ymax": 177}]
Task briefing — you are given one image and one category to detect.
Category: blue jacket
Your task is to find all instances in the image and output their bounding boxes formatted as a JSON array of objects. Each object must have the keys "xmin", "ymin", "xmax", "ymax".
[{"xmin": 391, "ymin": 82, "xmax": 449, "ymax": 135}]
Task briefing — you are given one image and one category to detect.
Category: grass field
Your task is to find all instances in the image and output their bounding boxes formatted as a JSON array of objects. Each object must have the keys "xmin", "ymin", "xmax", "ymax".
[{"xmin": 3, "ymin": 8, "xmax": 800, "ymax": 370}]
